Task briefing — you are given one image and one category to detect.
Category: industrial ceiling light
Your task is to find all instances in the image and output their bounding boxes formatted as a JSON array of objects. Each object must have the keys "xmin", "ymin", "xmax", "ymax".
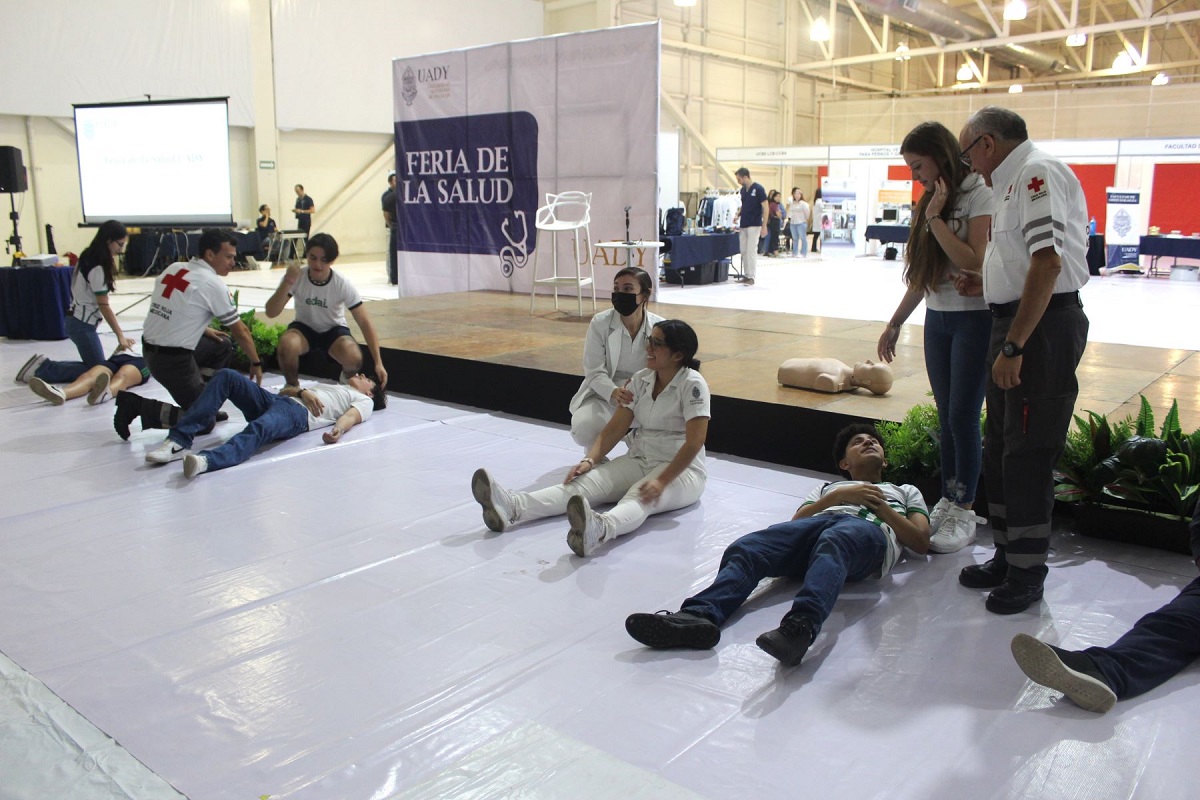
[
  {"xmin": 1008, "ymin": 84, "xmax": 1023, "ymax": 93},
  {"xmin": 1152, "ymin": 72, "xmax": 1170, "ymax": 86},
  {"xmin": 1112, "ymin": 51, "xmax": 1135, "ymax": 73},
  {"xmin": 672, "ymin": 0, "xmax": 697, "ymax": 6},
  {"xmin": 1065, "ymin": 33, "xmax": 1087, "ymax": 47},
  {"xmin": 895, "ymin": 42, "xmax": 911, "ymax": 61},
  {"xmin": 810, "ymin": 17, "xmax": 831, "ymax": 42},
  {"xmin": 1003, "ymin": 0, "xmax": 1027, "ymax": 21},
  {"xmin": 956, "ymin": 63, "xmax": 974, "ymax": 82}
]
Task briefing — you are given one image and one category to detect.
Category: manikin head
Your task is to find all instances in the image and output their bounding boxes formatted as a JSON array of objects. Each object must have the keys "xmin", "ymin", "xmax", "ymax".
[{"xmin": 851, "ymin": 360, "xmax": 894, "ymax": 395}]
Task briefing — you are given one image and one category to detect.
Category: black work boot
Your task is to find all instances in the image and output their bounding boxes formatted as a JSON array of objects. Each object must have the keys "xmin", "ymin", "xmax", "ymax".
[
  {"xmin": 986, "ymin": 565, "xmax": 1045, "ymax": 614},
  {"xmin": 959, "ymin": 546, "xmax": 1009, "ymax": 589},
  {"xmin": 755, "ymin": 611, "xmax": 816, "ymax": 667}
]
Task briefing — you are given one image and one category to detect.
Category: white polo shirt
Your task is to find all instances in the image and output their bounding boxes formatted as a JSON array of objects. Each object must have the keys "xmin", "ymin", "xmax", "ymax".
[
  {"xmin": 289, "ymin": 269, "xmax": 363, "ymax": 332},
  {"xmin": 143, "ymin": 258, "xmax": 240, "ymax": 348},
  {"xmin": 625, "ymin": 366, "xmax": 710, "ymax": 474},
  {"xmin": 982, "ymin": 140, "xmax": 1090, "ymax": 305},
  {"xmin": 69, "ymin": 255, "xmax": 109, "ymax": 326}
]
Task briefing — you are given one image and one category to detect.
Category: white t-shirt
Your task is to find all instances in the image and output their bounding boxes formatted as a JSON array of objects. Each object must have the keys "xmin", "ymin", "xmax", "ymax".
[
  {"xmin": 143, "ymin": 258, "xmax": 239, "ymax": 348},
  {"xmin": 625, "ymin": 366, "xmax": 710, "ymax": 474},
  {"xmin": 983, "ymin": 140, "xmax": 1090, "ymax": 305},
  {"xmin": 787, "ymin": 200, "xmax": 810, "ymax": 225},
  {"xmin": 925, "ymin": 172, "xmax": 993, "ymax": 313},
  {"xmin": 711, "ymin": 194, "xmax": 740, "ymax": 229},
  {"xmin": 70, "ymin": 255, "xmax": 108, "ymax": 326},
  {"xmin": 287, "ymin": 383, "xmax": 374, "ymax": 429},
  {"xmin": 800, "ymin": 480, "xmax": 929, "ymax": 578},
  {"xmin": 289, "ymin": 269, "xmax": 363, "ymax": 332}
]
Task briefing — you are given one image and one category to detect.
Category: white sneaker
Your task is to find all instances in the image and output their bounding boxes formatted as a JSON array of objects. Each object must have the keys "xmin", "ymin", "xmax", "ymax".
[
  {"xmin": 928, "ymin": 497, "xmax": 954, "ymax": 535},
  {"xmin": 16, "ymin": 354, "xmax": 47, "ymax": 383},
  {"xmin": 183, "ymin": 453, "xmax": 208, "ymax": 479},
  {"xmin": 145, "ymin": 439, "xmax": 190, "ymax": 464},
  {"xmin": 87, "ymin": 372, "xmax": 111, "ymax": 405},
  {"xmin": 29, "ymin": 377, "xmax": 66, "ymax": 405},
  {"xmin": 566, "ymin": 494, "xmax": 607, "ymax": 557},
  {"xmin": 929, "ymin": 504, "xmax": 986, "ymax": 554},
  {"xmin": 471, "ymin": 468, "xmax": 515, "ymax": 532}
]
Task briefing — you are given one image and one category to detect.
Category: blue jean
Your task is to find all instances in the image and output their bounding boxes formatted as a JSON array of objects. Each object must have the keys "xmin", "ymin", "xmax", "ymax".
[
  {"xmin": 682, "ymin": 515, "xmax": 887, "ymax": 635},
  {"xmin": 790, "ymin": 222, "xmax": 808, "ymax": 256},
  {"xmin": 34, "ymin": 315, "xmax": 105, "ymax": 383},
  {"xmin": 1085, "ymin": 574, "xmax": 1200, "ymax": 700},
  {"xmin": 167, "ymin": 369, "xmax": 309, "ymax": 472},
  {"xmin": 923, "ymin": 308, "xmax": 991, "ymax": 504}
]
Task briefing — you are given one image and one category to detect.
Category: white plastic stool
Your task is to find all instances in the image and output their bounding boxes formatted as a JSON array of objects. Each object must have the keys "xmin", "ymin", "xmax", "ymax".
[{"xmin": 530, "ymin": 191, "xmax": 596, "ymax": 315}]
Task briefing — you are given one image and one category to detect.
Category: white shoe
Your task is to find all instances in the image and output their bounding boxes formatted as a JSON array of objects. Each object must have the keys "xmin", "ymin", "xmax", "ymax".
[
  {"xmin": 183, "ymin": 453, "xmax": 208, "ymax": 479},
  {"xmin": 471, "ymin": 468, "xmax": 515, "ymax": 532},
  {"xmin": 145, "ymin": 439, "xmax": 190, "ymax": 464},
  {"xmin": 928, "ymin": 497, "xmax": 954, "ymax": 535},
  {"xmin": 29, "ymin": 377, "xmax": 66, "ymax": 405},
  {"xmin": 87, "ymin": 372, "xmax": 111, "ymax": 405},
  {"xmin": 16, "ymin": 354, "xmax": 47, "ymax": 383},
  {"xmin": 566, "ymin": 494, "xmax": 606, "ymax": 557},
  {"xmin": 928, "ymin": 504, "xmax": 986, "ymax": 554}
]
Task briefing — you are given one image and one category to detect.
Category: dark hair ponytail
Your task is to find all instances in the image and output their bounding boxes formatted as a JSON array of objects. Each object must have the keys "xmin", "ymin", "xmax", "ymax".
[
  {"xmin": 654, "ymin": 319, "xmax": 701, "ymax": 371},
  {"xmin": 81, "ymin": 220, "xmax": 127, "ymax": 292}
]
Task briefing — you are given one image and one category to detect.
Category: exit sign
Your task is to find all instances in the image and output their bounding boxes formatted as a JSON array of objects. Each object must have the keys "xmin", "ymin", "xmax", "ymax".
[{"xmin": 259, "ymin": 160, "xmax": 276, "ymax": 169}]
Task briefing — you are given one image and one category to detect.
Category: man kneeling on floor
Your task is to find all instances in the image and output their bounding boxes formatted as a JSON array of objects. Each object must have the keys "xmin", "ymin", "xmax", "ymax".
[
  {"xmin": 144, "ymin": 368, "xmax": 384, "ymax": 478},
  {"xmin": 625, "ymin": 423, "xmax": 930, "ymax": 667}
]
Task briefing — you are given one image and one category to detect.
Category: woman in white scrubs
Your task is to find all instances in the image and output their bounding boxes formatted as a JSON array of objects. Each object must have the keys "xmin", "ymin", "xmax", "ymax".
[
  {"xmin": 473, "ymin": 319, "xmax": 710, "ymax": 558},
  {"xmin": 568, "ymin": 266, "xmax": 664, "ymax": 448}
]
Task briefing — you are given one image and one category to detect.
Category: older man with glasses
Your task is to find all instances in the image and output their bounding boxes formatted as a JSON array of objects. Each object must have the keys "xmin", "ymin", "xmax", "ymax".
[{"xmin": 952, "ymin": 106, "xmax": 1090, "ymax": 615}]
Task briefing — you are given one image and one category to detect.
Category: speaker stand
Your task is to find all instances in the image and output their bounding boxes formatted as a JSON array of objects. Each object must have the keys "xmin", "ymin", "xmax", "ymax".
[{"xmin": 5, "ymin": 193, "xmax": 20, "ymax": 265}]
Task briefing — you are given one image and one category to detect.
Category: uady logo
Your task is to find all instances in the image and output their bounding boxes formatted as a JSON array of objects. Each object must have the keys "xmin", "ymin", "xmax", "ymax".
[
  {"xmin": 1113, "ymin": 208, "xmax": 1133, "ymax": 238},
  {"xmin": 394, "ymin": 112, "xmax": 539, "ymax": 274},
  {"xmin": 401, "ymin": 67, "xmax": 418, "ymax": 107}
]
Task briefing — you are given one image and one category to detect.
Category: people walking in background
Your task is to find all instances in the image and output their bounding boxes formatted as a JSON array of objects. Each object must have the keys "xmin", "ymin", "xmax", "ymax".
[
  {"xmin": 788, "ymin": 188, "xmax": 811, "ymax": 258},
  {"xmin": 293, "ymin": 184, "xmax": 315, "ymax": 243},
  {"xmin": 734, "ymin": 167, "xmax": 768, "ymax": 285},
  {"xmin": 811, "ymin": 188, "xmax": 826, "ymax": 254},
  {"xmin": 381, "ymin": 171, "xmax": 398, "ymax": 285}
]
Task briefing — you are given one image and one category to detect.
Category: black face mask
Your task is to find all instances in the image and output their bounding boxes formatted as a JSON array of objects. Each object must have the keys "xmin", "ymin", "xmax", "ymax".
[{"xmin": 611, "ymin": 291, "xmax": 642, "ymax": 317}]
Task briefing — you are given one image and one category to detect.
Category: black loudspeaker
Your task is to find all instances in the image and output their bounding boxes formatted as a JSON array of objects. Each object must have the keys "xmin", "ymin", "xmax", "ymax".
[
  {"xmin": 884, "ymin": 245, "xmax": 898, "ymax": 261},
  {"xmin": 0, "ymin": 146, "xmax": 28, "ymax": 193}
]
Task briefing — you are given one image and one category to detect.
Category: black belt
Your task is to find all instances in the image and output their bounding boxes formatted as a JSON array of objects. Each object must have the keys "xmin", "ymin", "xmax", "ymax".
[
  {"xmin": 989, "ymin": 291, "xmax": 1081, "ymax": 319},
  {"xmin": 143, "ymin": 342, "xmax": 193, "ymax": 356}
]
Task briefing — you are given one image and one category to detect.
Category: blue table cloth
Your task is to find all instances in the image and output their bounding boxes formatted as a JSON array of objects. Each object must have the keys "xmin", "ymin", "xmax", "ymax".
[{"xmin": 0, "ymin": 266, "xmax": 73, "ymax": 340}]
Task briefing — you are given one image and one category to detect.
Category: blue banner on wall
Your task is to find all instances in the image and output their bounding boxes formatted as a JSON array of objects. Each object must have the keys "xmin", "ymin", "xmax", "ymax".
[{"xmin": 395, "ymin": 111, "xmax": 539, "ymax": 275}]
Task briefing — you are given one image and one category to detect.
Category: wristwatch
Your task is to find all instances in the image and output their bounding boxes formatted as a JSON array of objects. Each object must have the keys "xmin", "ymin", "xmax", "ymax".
[{"xmin": 1001, "ymin": 341, "xmax": 1025, "ymax": 358}]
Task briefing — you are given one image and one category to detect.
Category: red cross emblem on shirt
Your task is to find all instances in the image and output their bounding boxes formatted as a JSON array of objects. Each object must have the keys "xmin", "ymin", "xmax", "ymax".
[
  {"xmin": 161, "ymin": 269, "xmax": 191, "ymax": 298},
  {"xmin": 1027, "ymin": 176, "xmax": 1045, "ymax": 193}
]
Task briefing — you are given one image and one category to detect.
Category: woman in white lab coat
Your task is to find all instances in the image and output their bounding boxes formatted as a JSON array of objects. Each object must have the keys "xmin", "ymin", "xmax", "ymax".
[
  {"xmin": 473, "ymin": 319, "xmax": 710, "ymax": 558},
  {"xmin": 567, "ymin": 266, "xmax": 664, "ymax": 448}
]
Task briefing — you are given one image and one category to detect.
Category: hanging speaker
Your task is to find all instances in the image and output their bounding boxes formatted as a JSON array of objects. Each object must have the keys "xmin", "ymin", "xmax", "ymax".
[{"xmin": 0, "ymin": 146, "xmax": 28, "ymax": 193}]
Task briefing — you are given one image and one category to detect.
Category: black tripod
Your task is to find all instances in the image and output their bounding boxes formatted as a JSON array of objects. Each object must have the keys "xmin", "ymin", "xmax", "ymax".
[{"xmin": 5, "ymin": 193, "xmax": 21, "ymax": 265}]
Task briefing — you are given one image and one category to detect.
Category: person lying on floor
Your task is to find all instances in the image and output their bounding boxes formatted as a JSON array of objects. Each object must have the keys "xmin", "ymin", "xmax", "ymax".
[
  {"xmin": 144, "ymin": 367, "xmax": 384, "ymax": 478},
  {"xmin": 625, "ymin": 423, "xmax": 930, "ymax": 668},
  {"xmin": 471, "ymin": 319, "xmax": 709, "ymax": 558},
  {"xmin": 1010, "ymin": 501, "xmax": 1200, "ymax": 714},
  {"xmin": 28, "ymin": 353, "xmax": 149, "ymax": 406}
]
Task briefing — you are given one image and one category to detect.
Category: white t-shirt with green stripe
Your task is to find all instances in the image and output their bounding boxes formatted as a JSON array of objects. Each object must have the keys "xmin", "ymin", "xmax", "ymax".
[{"xmin": 801, "ymin": 480, "xmax": 929, "ymax": 577}]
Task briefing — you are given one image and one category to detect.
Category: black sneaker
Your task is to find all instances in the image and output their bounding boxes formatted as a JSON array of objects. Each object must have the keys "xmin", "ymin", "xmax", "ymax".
[
  {"xmin": 625, "ymin": 610, "xmax": 720, "ymax": 650},
  {"xmin": 986, "ymin": 579, "xmax": 1044, "ymax": 614},
  {"xmin": 756, "ymin": 612, "xmax": 815, "ymax": 667},
  {"xmin": 114, "ymin": 392, "xmax": 139, "ymax": 441},
  {"xmin": 1010, "ymin": 633, "xmax": 1116, "ymax": 713},
  {"xmin": 959, "ymin": 557, "xmax": 1008, "ymax": 589}
]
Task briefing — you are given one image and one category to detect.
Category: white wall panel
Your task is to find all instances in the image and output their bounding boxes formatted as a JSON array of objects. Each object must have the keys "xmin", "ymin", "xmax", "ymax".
[
  {"xmin": 0, "ymin": 0, "xmax": 256, "ymax": 126},
  {"xmin": 271, "ymin": 0, "xmax": 543, "ymax": 133}
]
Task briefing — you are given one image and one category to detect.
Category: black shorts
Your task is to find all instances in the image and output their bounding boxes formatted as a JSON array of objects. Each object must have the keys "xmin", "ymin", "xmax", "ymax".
[
  {"xmin": 101, "ymin": 353, "xmax": 151, "ymax": 384},
  {"xmin": 287, "ymin": 321, "xmax": 354, "ymax": 355}
]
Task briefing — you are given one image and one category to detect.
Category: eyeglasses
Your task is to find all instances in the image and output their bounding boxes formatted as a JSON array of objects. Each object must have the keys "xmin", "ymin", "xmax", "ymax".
[
  {"xmin": 959, "ymin": 135, "xmax": 986, "ymax": 167},
  {"xmin": 649, "ymin": 337, "xmax": 667, "ymax": 349}
]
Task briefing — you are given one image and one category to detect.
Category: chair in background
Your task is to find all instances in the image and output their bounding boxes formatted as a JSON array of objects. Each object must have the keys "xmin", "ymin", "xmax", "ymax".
[{"xmin": 530, "ymin": 191, "xmax": 595, "ymax": 315}]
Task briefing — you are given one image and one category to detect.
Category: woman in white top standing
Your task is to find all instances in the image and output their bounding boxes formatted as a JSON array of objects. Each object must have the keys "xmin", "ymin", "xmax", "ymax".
[
  {"xmin": 16, "ymin": 220, "xmax": 137, "ymax": 386},
  {"xmin": 473, "ymin": 319, "xmax": 709, "ymax": 558},
  {"xmin": 810, "ymin": 188, "xmax": 826, "ymax": 254},
  {"xmin": 787, "ymin": 188, "xmax": 811, "ymax": 258},
  {"xmin": 877, "ymin": 121, "xmax": 994, "ymax": 554},
  {"xmin": 568, "ymin": 266, "xmax": 664, "ymax": 448}
]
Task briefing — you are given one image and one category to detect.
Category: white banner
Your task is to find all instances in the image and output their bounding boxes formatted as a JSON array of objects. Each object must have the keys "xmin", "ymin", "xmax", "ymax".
[
  {"xmin": 1104, "ymin": 187, "xmax": 1142, "ymax": 267},
  {"xmin": 392, "ymin": 23, "xmax": 661, "ymax": 298}
]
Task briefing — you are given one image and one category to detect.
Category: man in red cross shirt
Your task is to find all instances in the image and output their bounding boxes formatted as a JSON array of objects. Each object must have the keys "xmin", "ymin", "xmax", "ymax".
[
  {"xmin": 115, "ymin": 229, "xmax": 263, "ymax": 439},
  {"xmin": 953, "ymin": 106, "xmax": 1090, "ymax": 615}
]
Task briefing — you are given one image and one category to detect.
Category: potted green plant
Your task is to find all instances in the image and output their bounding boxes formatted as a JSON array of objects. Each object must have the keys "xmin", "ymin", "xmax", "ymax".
[
  {"xmin": 1054, "ymin": 397, "xmax": 1198, "ymax": 554},
  {"xmin": 210, "ymin": 290, "xmax": 289, "ymax": 370}
]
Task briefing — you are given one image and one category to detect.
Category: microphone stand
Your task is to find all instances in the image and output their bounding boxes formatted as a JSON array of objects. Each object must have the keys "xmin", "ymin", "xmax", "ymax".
[{"xmin": 624, "ymin": 205, "xmax": 633, "ymax": 245}]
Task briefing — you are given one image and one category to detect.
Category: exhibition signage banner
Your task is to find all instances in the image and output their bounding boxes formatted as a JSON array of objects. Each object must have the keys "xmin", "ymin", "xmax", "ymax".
[
  {"xmin": 1104, "ymin": 187, "xmax": 1141, "ymax": 268},
  {"xmin": 392, "ymin": 23, "xmax": 661, "ymax": 297}
]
